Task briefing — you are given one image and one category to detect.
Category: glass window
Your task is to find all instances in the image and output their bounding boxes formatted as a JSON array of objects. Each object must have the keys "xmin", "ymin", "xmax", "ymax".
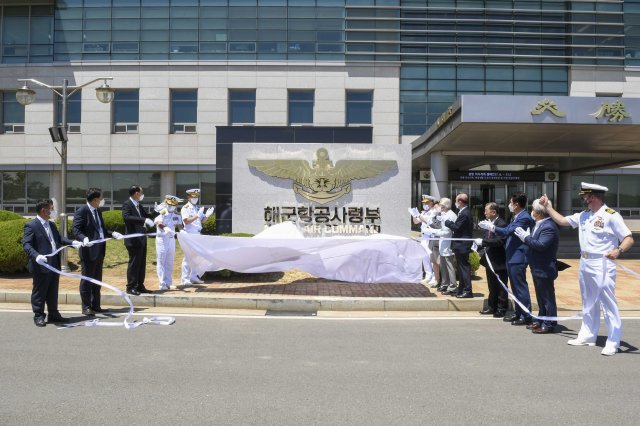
[
  {"xmin": 112, "ymin": 172, "xmax": 161, "ymax": 206},
  {"xmin": 2, "ymin": 171, "xmax": 26, "ymax": 204},
  {"xmin": 2, "ymin": 91, "xmax": 25, "ymax": 132},
  {"xmin": 176, "ymin": 172, "xmax": 216, "ymax": 205},
  {"xmin": 112, "ymin": 90, "xmax": 139, "ymax": 132},
  {"xmin": 27, "ymin": 172, "xmax": 50, "ymax": 205},
  {"xmin": 171, "ymin": 89, "xmax": 198, "ymax": 132},
  {"xmin": 346, "ymin": 90, "xmax": 373, "ymax": 126},
  {"xmin": 288, "ymin": 90, "xmax": 314, "ymax": 125},
  {"xmin": 56, "ymin": 90, "xmax": 82, "ymax": 126},
  {"xmin": 228, "ymin": 89, "xmax": 256, "ymax": 125},
  {"xmin": 619, "ymin": 175, "xmax": 640, "ymax": 208}
]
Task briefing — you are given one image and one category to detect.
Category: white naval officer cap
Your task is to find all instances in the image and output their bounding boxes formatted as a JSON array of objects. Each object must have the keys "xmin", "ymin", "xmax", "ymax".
[
  {"xmin": 421, "ymin": 194, "xmax": 436, "ymax": 203},
  {"xmin": 579, "ymin": 182, "xmax": 608, "ymax": 195},
  {"xmin": 186, "ymin": 188, "xmax": 200, "ymax": 197},
  {"xmin": 164, "ymin": 195, "xmax": 183, "ymax": 206}
]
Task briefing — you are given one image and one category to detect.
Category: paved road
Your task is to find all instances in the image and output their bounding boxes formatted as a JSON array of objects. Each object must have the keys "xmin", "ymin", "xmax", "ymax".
[{"xmin": 1, "ymin": 311, "xmax": 639, "ymax": 425}]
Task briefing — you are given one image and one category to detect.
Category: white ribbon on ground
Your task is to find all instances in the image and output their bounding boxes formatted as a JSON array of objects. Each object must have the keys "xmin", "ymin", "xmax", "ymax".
[
  {"xmin": 41, "ymin": 232, "xmax": 175, "ymax": 329},
  {"xmin": 419, "ymin": 235, "xmax": 637, "ymax": 322}
]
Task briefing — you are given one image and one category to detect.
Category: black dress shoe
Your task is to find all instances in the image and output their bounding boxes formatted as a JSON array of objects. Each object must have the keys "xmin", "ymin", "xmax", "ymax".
[
  {"xmin": 511, "ymin": 317, "xmax": 532, "ymax": 326},
  {"xmin": 479, "ymin": 308, "xmax": 495, "ymax": 315},
  {"xmin": 503, "ymin": 313, "xmax": 518, "ymax": 322},
  {"xmin": 34, "ymin": 317, "xmax": 46, "ymax": 327},
  {"xmin": 532, "ymin": 326, "xmax": 555, "ymax": 334},
  {"xmin": 456, "ymin": 292, "xmax": 473, "ymax": 299},
  {"xmin": 82, "ymin": 308, "xmax": 96, "ymax": 316},
  {"xmin": 493, "ymin": 311, "xmax": 506, "ymax": 318},
  {"xmin": 92, "ymin": 307, "xmax": 109, "ymax": 313},
  {"xmin": 126, "ymin": 288, "xmax": 141, "ymax": 296},
  {"xmin": 47, "ymin": 315, "xmax": 68, "ymax": 323},
  {"xmin": 526, "ymin": 322, "xmax": 541, "ymax": 330},
  {"xmin": 138, "ymin": 287, "xmax": 153, "ymax": 294}
]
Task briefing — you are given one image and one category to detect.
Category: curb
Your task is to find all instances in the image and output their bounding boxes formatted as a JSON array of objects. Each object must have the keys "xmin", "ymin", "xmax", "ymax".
[{"xmin": 0, "ymin": 290, "xmax": 485, "ymax": 312}]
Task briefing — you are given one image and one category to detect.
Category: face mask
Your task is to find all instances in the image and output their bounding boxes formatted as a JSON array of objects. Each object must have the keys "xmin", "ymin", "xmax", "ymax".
[
  {"xmin": 422, "ymin": 204, "xmax": 429, "ymax": 211},
  {"xmin": 167, "ymin": 205, "xmax": 176, "ymax": 213},
  {"xmin": 98, "ymin": 199, "xmax": 105, "ymax": 208},
  {"xmin": 191, "ymin": 198, "xmax": 199, "ymax": 205},
  {"xmin": 508, "ymin": 204, "xmax": 515, "ymax": 213},
  {"xmin": 455, "ymin": 202, "xmax": 461, "ymax": 209},
  {"xmin": 50, "ymin": 210, "xmax": 59, "ymax": 220},
  {"xmin": 139, "ymin": 194, "xmax": 145, "ymax": 202}
]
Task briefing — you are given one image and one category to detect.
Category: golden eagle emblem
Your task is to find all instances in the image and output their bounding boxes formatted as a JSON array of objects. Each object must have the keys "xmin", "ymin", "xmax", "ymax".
[{"xmin": 248, "ymin": 148, "xmax": 397, "ymax": 204}]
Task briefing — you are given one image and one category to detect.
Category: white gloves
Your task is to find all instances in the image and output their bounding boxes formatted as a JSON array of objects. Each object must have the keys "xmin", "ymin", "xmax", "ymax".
[
  {"xmin": 36, "ymin": 255, "xmax": 48, "ymax": 265},
  {"xmin": 197, "ymin": 206, "xmax": 205, "ymax": 218},
  {"xmin": 144, "ymin": 218, "xmax": 155, "ymax": 228},
  {"xmin": 407, "ymin": 207, "xmax": 419, "ymax": 218},
  {"xmin": 514, "ymin": 227, "xmax": 530, "ymax": 242},
  {"xmin": 164, "ymin": 227, "xmax": 175, "ymax": 237},
  {"xmin": 474, "ymin": 238, "xmax": 483, "ymax": 246},
  {"xmin": 205, "ymin": 207, "xmax": 215, "ymax": 218},
  {"xmin": 71, "ymin": 240, "xmax": 83, "ymax": 249},
  {"xmin": 112, "ymin": 231, "xmax": 124, "ymax": 240},
  {"xmin": 478, "ymin": 220, "xmax": 495, "ymax": 232},
  {"xmin": 83, "ymin": 237, "xmax": 94, "ymax": 247}
]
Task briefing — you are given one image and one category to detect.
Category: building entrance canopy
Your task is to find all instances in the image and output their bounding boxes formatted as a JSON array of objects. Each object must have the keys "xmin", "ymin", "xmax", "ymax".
[{"xmin": 412, "ymin": 95, "xmax": 640, "ymax": 174}]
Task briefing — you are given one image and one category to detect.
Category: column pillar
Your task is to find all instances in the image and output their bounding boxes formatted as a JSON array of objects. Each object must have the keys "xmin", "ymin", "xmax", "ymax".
[
  {"xmin": 558, "ymin": 172, "xmax": 572, "ymax": 216},
  {"xmin": 430, "ymin": 151, "xmax": 448, "ymax": 200},
  {"xmin": 160, "ymin": 171, "xmax": 176, "ymax": 198}
]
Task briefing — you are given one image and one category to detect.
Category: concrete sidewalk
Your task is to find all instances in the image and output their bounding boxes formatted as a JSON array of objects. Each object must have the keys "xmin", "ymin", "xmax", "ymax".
[{"xmin": 1, "ymin": 259, "xmax": 639, "ymax": 313}]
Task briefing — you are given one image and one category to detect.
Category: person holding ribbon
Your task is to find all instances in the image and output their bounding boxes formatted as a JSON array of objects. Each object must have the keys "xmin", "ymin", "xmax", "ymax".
[
  {"xmin": 154, "ymin": 195, "xmax": 183, "ymax": 290},
  {"xmin": 540, "ymin": 182, "xmax": 633, "ymax": 356},
  {"xmin": 410, "ymin": 194, "xmax": 439, "ymax": 286},
  {"xmin": 23, "ymin": 199, "xmax": 83, "ymax": 326},
  {"xmin": 514, "ymin": 198, "xmax": 559, "ymax": 334},
  {"xmin": 479, "ymin": 192, "xmax": 535, "ymax": 325},
  {"xmin": 444, "ymin": 193, "xmax": 474, "ymax": 298},
  {"xmin": 122, "ymin": 185, "xmax": 156, "ymax": 296},
  {"xmin": 180, "ymin": 188, "xmax": 214, "ymax": 287},
  {"xmin": 72, "ymin": 187, "xmax": 124, "ymax": 316},
  {"xmin": 422, "ymin": 197, "xmax": 457, "ymax": 294}
]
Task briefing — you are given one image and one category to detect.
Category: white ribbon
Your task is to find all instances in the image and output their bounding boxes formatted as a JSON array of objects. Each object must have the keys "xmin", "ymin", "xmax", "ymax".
[
  {"xmin": 418, "ymin": 235, "xmax": 637, "ymax": 322},
  {"xmin": 40, "ymin": 232, "xmax": 175, "ymax": 329}
]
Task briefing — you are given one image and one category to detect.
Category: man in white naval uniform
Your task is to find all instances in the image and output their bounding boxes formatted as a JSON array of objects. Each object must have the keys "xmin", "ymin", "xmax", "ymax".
[
  {"xmin": 154, "ymin": 195, "xmax": 183, "ymax": 290},
  {"xmin": 541, "ymin": 182, "xmax": 633, "ymax": 356},
  {"xmin": 180, "ymin": 188, "xmax": 214, "ymax": 287},
  {"xmin": 411, "ymin": 194, "xmax": 439, "ymax": 285}
]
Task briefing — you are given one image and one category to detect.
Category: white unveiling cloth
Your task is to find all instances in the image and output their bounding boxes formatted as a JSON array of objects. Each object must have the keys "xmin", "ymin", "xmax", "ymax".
[{"xmin": 177, "ymin": 222, "xmax": 424, "ymax": 283}]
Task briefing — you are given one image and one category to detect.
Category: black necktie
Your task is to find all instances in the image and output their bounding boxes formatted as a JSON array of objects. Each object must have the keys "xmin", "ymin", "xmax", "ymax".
[{"xmin": 93, "ymin": 209, "xmax": 100, "ymax": 228}]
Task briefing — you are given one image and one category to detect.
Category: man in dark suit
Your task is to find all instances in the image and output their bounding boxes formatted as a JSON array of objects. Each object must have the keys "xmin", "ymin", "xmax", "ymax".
[
  {"xmin": 444, "ymin": 192, "xmax": 474, "ymax": 298},
  {"xmin": 23, "ymin": 199, "xmax": 82, "ymax": 326},
  {"xmin": 475, "ymin": 202, "xmax": 509, "ymax": 317},
  {"xmin": 479, "ymin": 192, "xmax": 535, "ymax": 326},
  {"xmin": 122, "ymin": 185, "xmax": 155, "ymax": 296},
  {"xmin": 516, "ymin": 198, "xmax": 560, "ymax": 334},
  {"xmin": 72, "ymin": 187, "xmax": 124, "ymax": 316}
]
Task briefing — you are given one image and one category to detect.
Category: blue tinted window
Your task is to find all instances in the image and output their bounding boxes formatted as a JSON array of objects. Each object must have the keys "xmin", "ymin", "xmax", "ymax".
[
  {"xmin": 171, "ymin": 89, "xmax": 197, "ymax": 131},
  {"xmin": 346, "ymin": 90, "xmax": 373, "ymax": 125},
  {"xmin": 56, "ymin": 90, "xmax": 82, "ymax": 125},
  {"xmin": 2, "ymin": 92, "xmax": 25, "ymax": 129},
  {"xmin": 113, "ymin": 90, "xmax": 139, "ymax": 124},
  {"xmin": 229, "ymin": 89, "xmax": 255, "ymax": 125},
  {"xmin": 288, "ymin": 90, "xmax": 314, "ymax": 125}
]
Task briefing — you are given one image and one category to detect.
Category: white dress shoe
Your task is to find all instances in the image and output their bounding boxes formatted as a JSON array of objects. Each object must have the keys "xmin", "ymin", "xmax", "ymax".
[
  {"xmin": 191, "ymin": 277, "xmax": 204, "ymax": 284},
  {"xmin": 567, "ymin": 338, "xmax": 596, "ymax": 346},
  {"xmin": 181, "ymin": 281, "xmax": 192, "ymax": 288},
  {"xmin": 601, "ymin": 343, "xmax": 619, "ymax": 356}
]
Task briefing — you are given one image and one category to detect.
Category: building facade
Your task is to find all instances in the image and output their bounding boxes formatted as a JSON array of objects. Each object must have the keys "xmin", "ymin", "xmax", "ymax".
[{"xmin": 1, "ymin": 0, "xmax": 639, "ymax": 224}]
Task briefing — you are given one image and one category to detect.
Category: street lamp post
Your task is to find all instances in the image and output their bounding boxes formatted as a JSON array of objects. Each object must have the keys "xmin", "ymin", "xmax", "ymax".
[{"xmin": 16, "ymin": 77, "xmax": 115, "ymax": 271}]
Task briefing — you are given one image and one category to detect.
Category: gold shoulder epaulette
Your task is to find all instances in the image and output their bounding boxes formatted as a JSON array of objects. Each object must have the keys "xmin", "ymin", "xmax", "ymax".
[{"xmin": 605, "ymin": 208, "xmax": 617, "ymax": 214}]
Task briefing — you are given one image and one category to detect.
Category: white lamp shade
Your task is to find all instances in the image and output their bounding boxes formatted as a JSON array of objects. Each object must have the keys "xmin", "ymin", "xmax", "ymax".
[
  {"xmin": 16, "ymin": 87, "xmax": 36, "ymax": 105},
  {"xmin": 95, "ymin": 85, "xmax": 115, "ymax": 103}
]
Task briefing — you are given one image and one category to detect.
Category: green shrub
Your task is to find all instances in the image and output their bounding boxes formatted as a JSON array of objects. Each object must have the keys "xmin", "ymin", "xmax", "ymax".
[
  {"xmin": 0, "ymin": 218, "xmax": 29, "ymax": 273},
  {"xmin": 101, "ymin": 210, "xmax": 126, "ymax": 233},
  {"xmin": 0, "ymin": 210, "xmax": 23, "ymax": 222},
  {"xmin": 469, "ymin": 251, "xmax": 480, "ymax": 275},
  {"xmin": 201, "ymin": 215, "xmax": 216, "ymax": 235}
]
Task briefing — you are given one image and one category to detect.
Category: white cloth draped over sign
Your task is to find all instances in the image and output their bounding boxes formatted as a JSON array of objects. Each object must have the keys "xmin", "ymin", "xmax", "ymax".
[{"xmin": 177, "ymin": 223, "xmax": 424, "ymax": 284}]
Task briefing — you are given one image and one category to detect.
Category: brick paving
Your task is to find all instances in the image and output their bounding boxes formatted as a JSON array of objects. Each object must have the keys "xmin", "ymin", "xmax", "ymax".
[{"xmin": 2, "ymin": 257, "xmax": 639, "ymax": 310}]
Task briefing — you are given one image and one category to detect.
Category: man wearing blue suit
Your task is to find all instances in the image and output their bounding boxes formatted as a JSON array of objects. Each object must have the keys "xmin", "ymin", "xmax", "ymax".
[
  {"xmin": 23, "ymin": 199, "xmax": 82, "ymax": 327},
  {"xmin": 515, "ymin": 198, "xmax": 559, "ymax": 334},
  {"xmin": 479, "ymin": 192, "xmax": 535, "ymax": 325}
]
